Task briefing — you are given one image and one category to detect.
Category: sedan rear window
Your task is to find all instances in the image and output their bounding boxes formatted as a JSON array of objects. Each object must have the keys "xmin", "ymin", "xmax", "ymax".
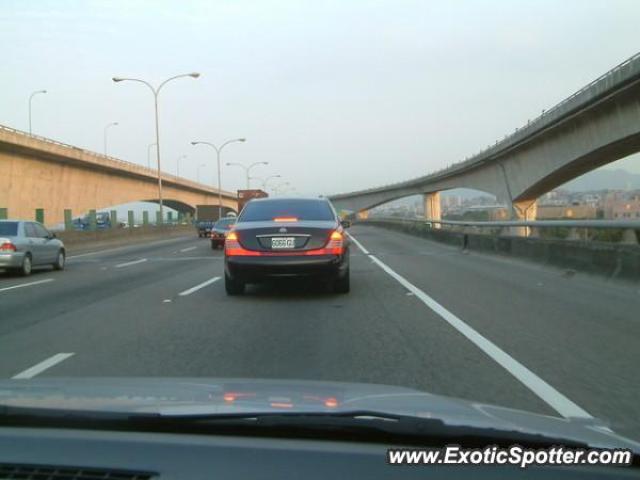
[
  {"xmin": 239, "ymin": 200, "xmax": 335, "ymax": 222},
  {"xmin": 214, "ymin": 218, "xmax": 236, "ymax": 228},
  {"xmin": 0, "ymin": 222, "xmax": 18, "ymax": 236}
]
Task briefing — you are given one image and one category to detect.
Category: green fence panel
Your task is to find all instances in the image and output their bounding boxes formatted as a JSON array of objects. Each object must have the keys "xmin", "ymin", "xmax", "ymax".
[
  {"xmin": 64, "ymin": 209, "xmax": 73, "ymax": 231},
  {"xmin": 110, "ymin": 210, "xmax": 118, "ymax": 228},
  {"xmin": 142, "ymin": 211, "xmax": 149, "ymax": 226},
  {"xmin": 0, "ymin": 208, "xmax": 7, "ymax": 220},
  {"xmin": 35, "ymin": 208, "xmax": 44, "ymax": 224},
  {"xmin": 88, "ymin": 210, "xmax": 97, "ymax": 232},
  {"xmin": 128, "ymin": 210, "xmax": 135, "ymax": 229}
]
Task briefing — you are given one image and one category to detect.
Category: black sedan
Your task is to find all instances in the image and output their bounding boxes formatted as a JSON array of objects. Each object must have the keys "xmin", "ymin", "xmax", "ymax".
[
  {"xmin": 210, "ymin": 217, "xmax": 236, "ymax": 249},
  {"xmin": 224, "ymin": 198, "xmax": 350, "ymax": 295}
]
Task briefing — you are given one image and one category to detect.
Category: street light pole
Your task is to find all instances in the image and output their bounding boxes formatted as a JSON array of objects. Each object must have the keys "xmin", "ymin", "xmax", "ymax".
[
  {"xmin": 272, "ymin": 181, "xmax": 290, "ymax": 196},
  {"xmin": 113, "ymin": 73, "xmax": 200, "ymax": 222},
  {"xmin": 261, "ymin": 174, "xmax": 282, "ymax": 191},
  {"xmin": 226, "ymin": 161, "xmax": 269, "ymax": 189},
  {"xmin": 191, "ymin": 139, "xmax": 246, "ymax": 219},
  {"xmin": 103, "ymin": 122, "xmax": 119, "ymax": 156},
  {"xmin": 28, "ymin": 89, "xmax": 47, "ymax": 135},
  {"xmin": 147, "ymin": 143, "xmax": 157, "ymax": 169}
]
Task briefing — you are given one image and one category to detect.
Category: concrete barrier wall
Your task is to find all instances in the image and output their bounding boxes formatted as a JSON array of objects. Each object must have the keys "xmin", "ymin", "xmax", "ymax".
[
  {"xmin": 58, "ymin": 225, "xmax": 195, "ymax": 253},
  {"xmin": 360, "ymin": 219, "xmax": 640, "ymax": 280}
]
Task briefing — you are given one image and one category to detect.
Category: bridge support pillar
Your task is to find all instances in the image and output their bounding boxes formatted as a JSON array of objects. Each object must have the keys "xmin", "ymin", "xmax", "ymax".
[
  {"xmin": 357, "ymin": 210, "xmax": 369, "ymax": 220},
  {"xmin": 508, "ymin": 200, "xmax": 537, "ymax": 236},
  {"xmin": 423, "ymin": 192, "xmax": 441, "ymax": 228}
]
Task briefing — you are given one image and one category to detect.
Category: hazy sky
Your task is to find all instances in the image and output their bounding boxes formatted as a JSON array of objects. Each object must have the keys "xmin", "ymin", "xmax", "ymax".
[{"xmin": 2, "ymin": 0, "xmax": 639, "ymax": 197}]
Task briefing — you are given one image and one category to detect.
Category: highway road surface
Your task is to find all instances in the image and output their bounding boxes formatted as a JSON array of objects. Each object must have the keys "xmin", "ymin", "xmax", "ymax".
[{"xmin": 1, "ymin": 224, "xmax": 638, "ymax": 441}]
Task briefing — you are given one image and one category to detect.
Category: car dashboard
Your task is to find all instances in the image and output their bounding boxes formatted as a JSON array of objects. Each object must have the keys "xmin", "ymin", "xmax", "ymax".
[{"xmin": 0, "ymin": 427, "xmax": 636, "ymax": 480}]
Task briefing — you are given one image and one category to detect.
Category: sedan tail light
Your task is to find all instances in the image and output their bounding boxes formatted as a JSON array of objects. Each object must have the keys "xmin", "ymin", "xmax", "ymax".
[
  {"xmin": 225, "ymin": 229, "xmax": 345, "ymax": 257},
  {"xmin": 225, "ymin": 231, "xmax": 260, "ymax": 256},
  {"xmin": 0, "ymin": 240, "xmax": 17, "ymax": 252},
  {"xmin": 323, "ymin": 230, "xmax": 344, "ymax": 255}
]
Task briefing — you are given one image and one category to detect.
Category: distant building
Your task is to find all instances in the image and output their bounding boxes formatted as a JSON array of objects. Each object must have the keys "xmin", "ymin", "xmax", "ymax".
[
  {"xmin": 540, "ymin": 189, "xmax": 572, "ymax": 206},
  {"xmin": 537, "ymin": 205, "xmax": 597, "ymax": 219},
  {"xmin": 603, "ymin": 191, "xmax": 640, "ymax": 219},
  {"xmin": 610, "ymin": 193, "xmax": 640, "ymax": 219}
]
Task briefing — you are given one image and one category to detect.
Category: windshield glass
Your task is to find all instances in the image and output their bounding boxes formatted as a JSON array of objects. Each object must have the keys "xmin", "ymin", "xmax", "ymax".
[
  {"xmin": 239, "ymin": 199, "xmax": 335, "ymax": 222},
  {"xmin": 1, "ymin": 1, "xmax": 640, "ymax": 464},
  {"xmin": 214, "ymin": 218, "xmax": 235, "ymax": 228},
  {"xmin": 0, "ymin": 222, "xmax": 18, "ymax": 236}
]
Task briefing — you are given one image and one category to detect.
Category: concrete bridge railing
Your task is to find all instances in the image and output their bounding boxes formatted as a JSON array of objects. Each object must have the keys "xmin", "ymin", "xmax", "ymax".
[
  {"xmin": 362, "ymin": 216, "xmax": 640, "ymax": 244},
  {"xmin": 358, "ymin": 217, "xmax": 640, "ymax": 280}
]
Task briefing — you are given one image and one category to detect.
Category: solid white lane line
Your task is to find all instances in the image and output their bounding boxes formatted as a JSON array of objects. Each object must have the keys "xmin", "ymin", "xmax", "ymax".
[
  {"xmin": 115, "ymin": 258, "xmax": 148, "ymax": 268},
  {"xmin": 0, "ymin": 278, "xmax": 54, "ymax": 293},
  {"xmin": 180, "ymin": 246, "xmax": 197, "ymax": 252},
  {"xmin": 347, "ymin": 232, "xmax": 593, "ymax": 420},
  {"xmin": 178, "ymin": 277, "xmax": 221, "ymax": 296},
  {"xmin": 12, "ymin": 353, "xmax": 75, "ymax": 379}
]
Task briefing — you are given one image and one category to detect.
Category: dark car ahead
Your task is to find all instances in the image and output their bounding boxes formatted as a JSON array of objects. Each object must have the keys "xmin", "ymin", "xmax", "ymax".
[
  {"xmin": 210, "ymin": 217, "xmax": 236, "ymax": 249},
  {"xmin": 196, "ymin": 220, "xmax": 215, "ymax": 238},
  {"xmin": 224, "ymin": 198, "xmax": 350, "ymax": 295}
]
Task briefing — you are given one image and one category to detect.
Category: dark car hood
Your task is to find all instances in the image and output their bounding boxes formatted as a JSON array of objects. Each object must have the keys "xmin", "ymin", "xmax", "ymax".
[{"xmin": 0, "ymin": 377, "xmax": 637, "ymax": 451}]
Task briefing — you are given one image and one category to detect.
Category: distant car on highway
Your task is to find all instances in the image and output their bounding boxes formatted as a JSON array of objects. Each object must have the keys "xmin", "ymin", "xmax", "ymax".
[
  {"xmin": 0, "ymin": 220, "xmax": 66, "ymax": 276},
  {"xmin": 210, "ymin": 216, "xmax": 236, "ymax": 249},
  {"xmin": 196, "ymin": 220, "xmax": 215, "ymax": 238},
  {"xmin": 224, "ymin": 197, "xmax": 350, "ymax": 295}
]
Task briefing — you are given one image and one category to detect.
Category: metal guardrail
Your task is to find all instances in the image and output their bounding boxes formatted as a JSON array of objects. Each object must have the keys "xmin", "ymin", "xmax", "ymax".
[
  {"xmin": 330, "ymin": 50, "xmax": 640, "ymax": 199},
  {"xmin": 0, "ymin": 123, "xmax": 235, "ymax": 198},
  {"xmin": 364, "ymin": 216, "xmax": 640, "ymax": 244},
  {"xmin": 372, "ymin": 217, "xmax": 640, "ymax": 229}
]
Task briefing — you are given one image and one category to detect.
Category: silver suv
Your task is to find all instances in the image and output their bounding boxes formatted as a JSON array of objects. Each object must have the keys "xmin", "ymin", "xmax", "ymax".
[{"xmin": 0, "ymin": 220, "xmax": 66, "ymax": 276}]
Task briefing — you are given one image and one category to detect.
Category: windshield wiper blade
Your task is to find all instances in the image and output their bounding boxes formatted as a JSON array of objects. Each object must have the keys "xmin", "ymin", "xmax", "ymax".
[{"xmin": 0, "ymin": 406, "xmax": 590, "ymax": 448}]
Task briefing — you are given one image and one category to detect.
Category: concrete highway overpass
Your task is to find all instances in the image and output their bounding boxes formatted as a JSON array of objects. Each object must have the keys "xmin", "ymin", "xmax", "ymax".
[
  {"xmin": 329, "ymin": 52, "xmax": 640, "ymax": 221},
  {"xmin": 0, "ymin": 125, "xmax": 237, "ymax": 226}
]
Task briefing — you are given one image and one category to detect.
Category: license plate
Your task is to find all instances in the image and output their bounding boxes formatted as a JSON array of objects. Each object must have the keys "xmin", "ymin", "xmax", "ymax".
[{"xmin": 271, "ymin": 237, "xmax": 295, "ymax": 249}]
